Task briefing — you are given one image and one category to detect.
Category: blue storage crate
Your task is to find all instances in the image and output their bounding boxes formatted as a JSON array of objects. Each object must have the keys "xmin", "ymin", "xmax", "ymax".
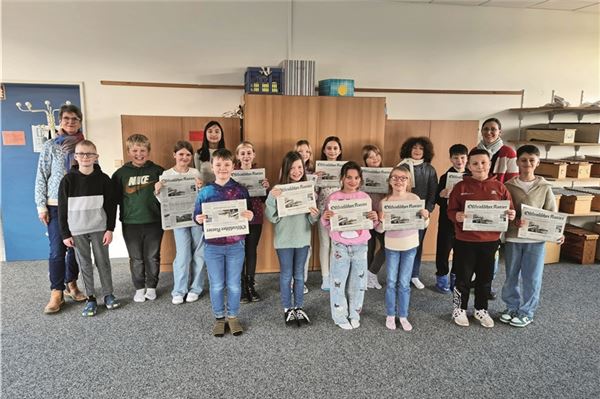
[
  {"xmin": 244, "ymin": 67, "xmax": 283, "ymax": 95},
  {"xmin": 318, "ymin": 79, "xmax": 354, "ymax": 96}
]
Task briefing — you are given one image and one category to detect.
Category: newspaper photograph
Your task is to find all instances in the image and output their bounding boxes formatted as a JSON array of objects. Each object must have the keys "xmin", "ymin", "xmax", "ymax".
[
  {"xmin": 518, "ymin": 204, "xmax": 567, "ymax": 242},
  {"xmin": 329, "ymin": 198, "xmax": 373, "ymax": 232},
  {"xmin": 276, "ymin": 181, "xmax": 317, "ymax": 217},
  {"xmin": 159, "ymin": 176, "xmax": 199, "ymax": 230},
  {"xmin": 315, "ymin": 160, "xmax": 345, "ymax": 188},
  {"xmin": 463, "ymin": 200, "xmax": 509, "ymax": 232},
  {"xmin": 382, "ymin": 200, "xmax": 426, "ymax": 231},
  {"xmin": 306, "ymin": 174, "xmax": 319, "ymax": 186},
  {"xmin": 232, "ymin": 168, "xmax": 266, "ymax": 197},
  {"xmin": 202, "ymin": 199, "xmax": 249, "ymax": 239},
  {"xmin": 361, "ymin": 167, "xmax": 393, "ymax": 194},
  {"xmin": 445, "ymin": 172, "xmax": 464, "ymax": 191}
]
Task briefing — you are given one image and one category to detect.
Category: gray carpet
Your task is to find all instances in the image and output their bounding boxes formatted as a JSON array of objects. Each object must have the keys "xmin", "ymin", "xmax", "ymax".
[{"xmin": 1, "ymin": 258, "xmax": 599, "ymax": 399}]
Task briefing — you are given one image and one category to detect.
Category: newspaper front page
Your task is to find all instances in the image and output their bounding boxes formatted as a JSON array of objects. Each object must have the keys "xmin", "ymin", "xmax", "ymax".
[
  {"xmin": 231, "ymin": 168, "xmax": 266, "ymax": 197},
  {"xmin": 518, "ymin": 204, "xmax": 567, "ymax": 241},
  {"xmin": 159, "ymin": 176, "xmax": 198, "ymax": 230},
  {"xmin": 382, "ymin": 200, "xmax": 426, "ymax": 231},
  {"xmin": 361, "ymin": 167, "xmax": 393, "ymax": 194},
  {"xmin": 276, "ymin": 181, "xmax": 317, "ymax": 217},
  {"xmin": 202, "ymin": 199, "xmax": 249, "ymax": 239},
  {"xmin": 445, "ymin": 172, "xmax": 464, "ymax": 191},
  {"xmin": 315, "ymin": 160, "xmax": 345, "ymax": 188},
  {"xmin": 463, "ymin": 200, "xmax": 509, "ymax": 232},
  {"xmin": 329, "ymin": 198, "xmax": 373, "ymax": 232}
]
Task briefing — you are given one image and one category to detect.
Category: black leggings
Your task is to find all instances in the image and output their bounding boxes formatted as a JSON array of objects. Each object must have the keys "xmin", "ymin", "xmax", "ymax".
[{"xmin": 243, "ymin": 223, "xmax": 263, "ymax": 283}]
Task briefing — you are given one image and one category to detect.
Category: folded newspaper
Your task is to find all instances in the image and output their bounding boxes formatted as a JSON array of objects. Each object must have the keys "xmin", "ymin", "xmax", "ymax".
[
  {"xmin": 361, "ymin": 167, "xmax": 392, "ymax": 194},
  {"xmin": 315, "ymin": 160, "xmax": 345, "ymax": 188},
  {"xmin": 231, "ymin": 168, "xmax": 266, "ymax": 197},
  {"xmin": 276, "ymin": 181, "xmax": 316, "ymax": 217},
  {"xmin": 159, "ymin": 176, "xmax": 198, "ymax": 230},
  {"xmin": 517, "ymin": 204, "xmax": 566, "ymax": 242},
  {"xmin": 202, "ymin": 199, "xmax": 249, "ymax": 239},
  {"xmin": 463, "ymin": 200, "xmax": 509, "ymax": 232},
  {"xmin": 382, "ymin": 200, "xmax": 425, "ymax": 231},
  {"xmin": 329, "ymin": 198, "xmax": 373, "ymax": 232}
]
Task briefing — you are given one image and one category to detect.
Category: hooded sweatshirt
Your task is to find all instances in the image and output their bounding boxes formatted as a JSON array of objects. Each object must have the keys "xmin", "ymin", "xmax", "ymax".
[
  {"xmin": 58, "ymin": 164, "xmax": 116, "ymax": 239},
  {"xmin": 111, "ymin": 161, "xmax": 164, "ymax": 224},
  {"xmin": 504, "ymin": 176, "xmax": 557, "ymax": 242}
]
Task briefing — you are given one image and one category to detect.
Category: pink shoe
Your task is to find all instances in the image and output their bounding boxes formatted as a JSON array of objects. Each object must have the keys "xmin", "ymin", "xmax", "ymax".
[
  {"xmin": 399, "ymin": 317, "xmax": 413, "ymax": 332},
  {"xmin": 386, "ymin": 316, "xmax": 396, "ymax": 330}
]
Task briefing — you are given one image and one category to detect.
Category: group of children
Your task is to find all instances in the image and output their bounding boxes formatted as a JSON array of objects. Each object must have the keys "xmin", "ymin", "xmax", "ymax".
[{"xmin": 55, "ymin": 117, "xmax": 558, "ymax": 336}]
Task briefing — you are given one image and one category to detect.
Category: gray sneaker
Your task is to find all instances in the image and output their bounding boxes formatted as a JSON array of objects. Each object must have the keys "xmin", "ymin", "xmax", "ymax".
[{"xmin": 499, "ymin": 309, "xmax": 517, "ymax": 324}]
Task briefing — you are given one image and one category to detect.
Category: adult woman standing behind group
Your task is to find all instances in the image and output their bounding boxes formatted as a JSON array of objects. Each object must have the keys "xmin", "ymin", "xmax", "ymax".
[{"xmin": 35, "ymin": 104, "xmax": 87, "ymax": 313}]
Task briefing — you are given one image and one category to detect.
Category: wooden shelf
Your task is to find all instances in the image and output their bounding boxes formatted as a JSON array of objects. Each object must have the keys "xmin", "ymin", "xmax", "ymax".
[
  {"xmin": 561, "ymin": 211, "xmax": 600, "ymax": 217},
  {"xmin": 509, "ymin": 106, "xmax": 600, "ymax": 115},
  {"xmin": 508, "ymin": 141, "xmax": 600, "ymax": 147},
  {"xmin": 546, "ymin": 177, "xmax": 600, "ymax": 183}
]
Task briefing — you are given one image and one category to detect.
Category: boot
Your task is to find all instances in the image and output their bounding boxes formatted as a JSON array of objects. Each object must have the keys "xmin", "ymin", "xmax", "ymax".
[
  {"xmin": 240, "ymin": 277, "xmax": 250, "ymax": 304},
  {"xmin": 44, "ymin": 289, "xmax": 65, "ymax": 314},
  {"xmin": 435, "ymin": 275, "xmax": 451, "ymax": 294},
  {"xmin": 64, "ymin": 280, "xmax": 86, "ymax": 302},
  {"xmin": 247, "ymin": 276, "xmax": 261, "ymax": 302}
]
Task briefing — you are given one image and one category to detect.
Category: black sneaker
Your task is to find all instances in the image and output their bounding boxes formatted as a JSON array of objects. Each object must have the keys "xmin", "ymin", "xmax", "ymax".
[
  {"xmin": 248, "ymin": 285, "xmax": 261, "ymax": 302},
  {"xmin": 295, "ymin": 308, "xmax": 311, "ymax": 326},
  {"xmin": 284, "ymin": 309, "xmax": 296, "ymax": 325}
]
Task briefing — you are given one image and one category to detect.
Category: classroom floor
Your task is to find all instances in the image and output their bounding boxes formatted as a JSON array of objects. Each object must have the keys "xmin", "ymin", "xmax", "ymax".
[{"xmin": 1, "ymin": 258, "xmax": 599, "ymax": 399}]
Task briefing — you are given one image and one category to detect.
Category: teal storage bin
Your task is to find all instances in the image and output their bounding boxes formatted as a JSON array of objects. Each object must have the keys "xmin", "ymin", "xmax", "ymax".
[{"xmin": 318, "ymin": 79, "xmax": 354, "ymax": 96}]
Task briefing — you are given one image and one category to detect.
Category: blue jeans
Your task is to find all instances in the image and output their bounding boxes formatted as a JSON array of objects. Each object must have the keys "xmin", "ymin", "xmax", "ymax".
[
  {"xmin": 47, "ymin": 206, "xmax": 79, "ymax": 290},
  {"xmin": 502, "ymin": 242, "xmax": 546, "ymax": 319},
  {"xmin": 411, "ymin": 228, "xmax": 427, "ymax": 278},
  {"xmin": 172, "ymin": 226, "xmax": 206, "ymax": 297},
  {"xmin": 204, "ymin": 240, "xmax": 245, "ymax": 318},
  {"xmin": 329, "ymin": 242, "xmax": 368, "ymax": 325},
  {"xmin": 385, "ymin": 247, "xmax": 417, "ymax": 318},
  {"xmin": 276, "ymin": 246, "xmax": 309, "ymax": 309}
]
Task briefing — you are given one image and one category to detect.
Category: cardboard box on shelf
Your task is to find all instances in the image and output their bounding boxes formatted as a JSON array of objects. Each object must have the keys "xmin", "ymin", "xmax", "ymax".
[
  {"xmin": 561, "ymin": 224, "xmax": 599, "ymax": 264},
  {"xmin": 544, "ymin": 241, "xmax": 561, "ymax": 264},
  {"xmin": 558, "ymin": 190, "xmax": 593, "ymax": 215},
  {"xmin": 565, "ymin": 162, "xmax": 591, "ymax": 179},
  {"xmin": 525, "ymin": 128, "xmax": 575, "ymax": 143},
  {"xmin": 537, "ymin": 161, "xmax": 567, "ymax": 179},
  {"xmin": 594, "ymin": 222, "xmax": 600, "ymax": 261},
  {"xmin": 529, "ymin": 123, "xmax": 600, "ymax": 143},
  {"xmin": 570, "ymin": 187, "xmax": 600, "ymax": 211}
]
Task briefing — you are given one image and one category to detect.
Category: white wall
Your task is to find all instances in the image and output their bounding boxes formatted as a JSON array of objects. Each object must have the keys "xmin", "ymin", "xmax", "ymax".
[{"xmin": 3, "ymin": 0, "xmax": 599, "ymax": 256}]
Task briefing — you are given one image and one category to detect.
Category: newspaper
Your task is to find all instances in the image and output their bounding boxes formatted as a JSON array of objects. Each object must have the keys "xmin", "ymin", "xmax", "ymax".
[
  {"xmin": 382, "ymin": 200, "xmax": 426, "ymax": 231},
  {"xmin": 202, "ymin": 199, "xmax": 249, "ymax": 239},
  {"xmin": 329, "ymin": 198, "xmax": 373, "ymax": 232},
  {"xmin": 306, "ymin": 174, "xmax": 319, "ymax": 186},
  {"xmin": 361, "ymin": 167, "xmax": 393, "ymax": 194},
  {"xmin": 231, "ymin": 168, "xmax": 266, "ymax": 197},
  {"xmin": 315, "ymin": 160, "xmax": 345, "ymax": 188},
  {"xmin": 276, "ymin": 181, "xmax": 317, "ymax": 217},
  {"xmin": 159, "ymin": 176, "xmax": 199, "ymax": 230},
  {"xmin": 517, "ymin": 204, "xmax": 567, "ymax": 242},
  {"xmin": 445, "ymin": 172, "xmax": 464, "ymax": 191},
  {"xmin": 463, "ymin": 200, "xmax": 509, "ymax": 232}
]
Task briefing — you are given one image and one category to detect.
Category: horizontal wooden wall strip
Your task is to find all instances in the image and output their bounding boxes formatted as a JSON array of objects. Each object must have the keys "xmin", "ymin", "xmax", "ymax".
[{"xmin": 101, "ymin": 80, "xmax": 523, "ymax": 96}]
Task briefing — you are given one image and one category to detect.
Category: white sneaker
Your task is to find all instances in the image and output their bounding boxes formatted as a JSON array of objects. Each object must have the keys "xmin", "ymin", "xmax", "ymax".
[
  {"xmin": 172, "ymin": 295, "xmax": 184, "ymax": 305},
  {"xmin": 133, "ymin": 289, "xmax": 146, "ymax": 303},
  {"xmin": 453, "ymin": 308, "xmax": 469, "ymax": 327},
  {"xmin": 367, "ymin": 271, "xmax": 382, "ymax": 290},
  {"xmin": 474, "ymin": 309, "xmax": 495, "ymax": 328},
  {"xmin": 350, "ymin": 319, "xmax": 360, "ymax": 329},
  {"xmin": 411, "ymin": 277, "xmax": 425, "ymax": 290},
  {"xmin": 144, "ymin": 288, "xmax": 157, "ymax": 301},
  {"xmin": 321, "ymin": 277, "xmax": 330, "ymax": 291},
  {"xmin": 303, "ymin": 285, "xmax": 309, "ymax": 294},
  {"xmin": 186, "ymin": 292, "xmax": 199, "ymax": 303},
  {"xmin": 399, "ymin": 317, "xmax": 413, "ymax": 332},
  {"xmin": 337, "ymin": 322, "xmax": 353, "ymax": 330}
]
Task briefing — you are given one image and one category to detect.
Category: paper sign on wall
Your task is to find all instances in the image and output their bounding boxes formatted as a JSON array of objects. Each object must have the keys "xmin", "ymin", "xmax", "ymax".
[{"xmin": 2, "ymin": 131, "xmax": 26, "ymax": 146}]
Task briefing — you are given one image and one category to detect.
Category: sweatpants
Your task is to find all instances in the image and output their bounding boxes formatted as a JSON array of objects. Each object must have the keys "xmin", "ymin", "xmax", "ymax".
[
  {"xmin": 452, "ymin": 239, "xmax": 499, "ymax": 311},
  {"xmin": 122, "ymin": 222, "xmax": 164, "ymax": 289},
  {"xmin": 73, "ymin": 231, "xmax": 114, "ymax": 298},
  {"xmin": 242, "ymin": 223, "xmax": 263, "ymax": 285},
  {"xmin": 435, "ymin": 219, "xmax": 455, "ymax": 276}
]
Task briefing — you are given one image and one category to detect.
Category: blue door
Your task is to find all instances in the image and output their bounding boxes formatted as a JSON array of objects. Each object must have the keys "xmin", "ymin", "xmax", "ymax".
[{"xmin": 1, "ymin": 83, "xmax": 81, "ymax": 261}]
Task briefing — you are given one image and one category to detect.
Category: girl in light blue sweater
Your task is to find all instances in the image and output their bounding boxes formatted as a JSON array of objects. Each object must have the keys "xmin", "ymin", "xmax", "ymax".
[{"xmin": 266, "ymin": 151, "xmax": 320, "ymax": 326}]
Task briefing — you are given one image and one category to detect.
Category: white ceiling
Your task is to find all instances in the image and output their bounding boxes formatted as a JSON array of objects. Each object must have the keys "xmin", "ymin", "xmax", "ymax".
[{"xmin": 393, "ymin": 0, "xmax": 600, "ymax": 13}]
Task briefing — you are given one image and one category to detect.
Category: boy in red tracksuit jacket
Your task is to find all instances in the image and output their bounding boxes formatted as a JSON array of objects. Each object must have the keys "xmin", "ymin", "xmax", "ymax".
[{"xmin": 448, "ymin": 149, "xmax": 515, "ymax": 328}]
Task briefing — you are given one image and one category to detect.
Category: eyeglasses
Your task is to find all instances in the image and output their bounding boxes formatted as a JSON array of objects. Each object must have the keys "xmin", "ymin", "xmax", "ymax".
[
  {"xmin": 390, "ymin": 176, "xmax": 409, "ymax": 182},
  {"xmin": 75, "ymin": 152, "xmax": 97, "ymax": 158},
  {"xmin": 62, "ymin": 117, "xmax": 81, "ymax": 122}
]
